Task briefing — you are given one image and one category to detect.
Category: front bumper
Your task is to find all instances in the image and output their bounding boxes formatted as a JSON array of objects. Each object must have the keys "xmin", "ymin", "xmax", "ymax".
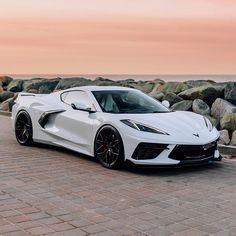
[{"xmin": 126, "ymin": 140, "xmax": 221, "ymax": 166}]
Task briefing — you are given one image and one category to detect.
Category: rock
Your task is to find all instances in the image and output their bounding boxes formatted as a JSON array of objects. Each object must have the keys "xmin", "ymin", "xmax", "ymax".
[
  {"xmin": 225, "ymin": 82, "xmax": 236, "ymax": 105},
  {"xmin": 55, "ymin": 77, "xmax": 154, "ymax": 93},
  {"xmin": 0, "ymin": 101, "xmax": 9, "ymax": 111},
  {"xmin": 118, "ymin": 80, "xmax": 154, "ymax": 93},
  {"xmin": 230, "ymin": 130, "xmax": 236, "ymax": 146},
  {"xmin": 94, "ymin": 77, "xmax": 113, "ymax": 82},
  {"xmin": 211, "ymin": 98, "xmax": 236, "ymax": 121},
  {"xmin": 93, "ymin": 77, "xmax": 118, "ymax": 87},
  {"xmin": 185, "ymin": 80, "xmax": 215, "ymax": 88},
  {"xmin": 151, "ymin": 80, "xmax": 165, "ymax": 93},
  {"xmin": 55, "ymin": 77, "xmax": 93, "ymax": 90},
  {"xmin": 0, "ymin": 94, "xmax": 17, "ymax": 112},
  {"xmin": 28, "ymin": 89, "xmax": 38, "ymax": 94},
  {"xmin": 211, "ymin": 84, "xmax": 225, "ymax": 98},
  {"xmin": 0, "ymin": 76, "xmax": 13, "ymax": 86},
  {"xmin": 157, "ymin": 82, "xmax": 189, "ymax": 94},
  {"xmin": 218, "ymin": 129, "xmax": 230, "ymax": 145},
  {"xmin": 7, "ymin": 79, "xmax": 24, "ymax": 92},
  {"xmin": 205, "ymin": 115, "xmax": 219, "ymax": 129},
  {"xmin": 171, "ymin": 100, "xmax": 193, "ymax": 111},
  {"xmin": 122, "ymin": 78, "xmax": 135, "ymax": 83},
  {"xmin": 0, "ymin": 91, "xmax": 15, "ymax": 102},
  {"xmin": 149, "ymin": 92, "xmax": 164, "ymax": 101},
  {"xmin": 178, "ymin": 85, "xmax": 219, "ymax": 105},
  {"xmin": 192, "ymin": 99, "xmax": 210, "ymax": 116},
  {"xmin": 23, "ymin": 78, "xmax": 60, "ymax": 92},
  {"xmin": 220, "ymin": 113, "xmax": 236, "ymax": 133},
  {"xmin": 0, "ymin": 83, "xmax": 3, "ymax": 94},
  {"xmin": 38, "ymin": 85, "xmax": 51, "ymax": 94},
  {"xmin": 162, "ymin": 92, "xmax": 183, "ymax": 106}
]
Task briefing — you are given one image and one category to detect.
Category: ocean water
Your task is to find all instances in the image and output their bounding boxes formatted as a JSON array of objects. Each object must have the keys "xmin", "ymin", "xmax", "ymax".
[{"xmin": 4, "ymin": 74, "xmax": 236, "ymax": 82}]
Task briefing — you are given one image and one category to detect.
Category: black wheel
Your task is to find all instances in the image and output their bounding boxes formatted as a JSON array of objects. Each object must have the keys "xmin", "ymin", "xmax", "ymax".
[
  {"xmin": 95, "ymin": 125, "xmax": 124, "ymax": 169},
  {"xmin": 15, "ymin": 111, "xmax": 33, "ymax": 146}
]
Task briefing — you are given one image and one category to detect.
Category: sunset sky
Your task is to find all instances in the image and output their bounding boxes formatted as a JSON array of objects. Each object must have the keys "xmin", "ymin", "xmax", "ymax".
[{"xmin": 0, "ymin": 0, "xmax": 235, "ymax": 74}]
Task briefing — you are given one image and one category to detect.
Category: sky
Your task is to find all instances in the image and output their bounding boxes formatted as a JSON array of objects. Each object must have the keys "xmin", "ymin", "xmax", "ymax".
[{"xmin": 0, "ymin": 0, "xmax": 236, "ymax": 74}]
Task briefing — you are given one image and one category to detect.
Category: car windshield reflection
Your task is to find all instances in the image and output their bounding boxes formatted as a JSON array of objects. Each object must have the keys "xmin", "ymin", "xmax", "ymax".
[{"xmin": 92, "ymin": 90, "xmax": 170, "ymax": 114}]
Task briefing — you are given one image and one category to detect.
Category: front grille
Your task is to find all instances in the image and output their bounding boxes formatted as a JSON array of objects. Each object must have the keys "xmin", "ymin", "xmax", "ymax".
[
  {"xmin": 132, "ymin": 143, "xmax": 168, "ymax": 160},
  {"xmin": 169, "ymin": 142, "xmax": 216, "ymax": 161}
]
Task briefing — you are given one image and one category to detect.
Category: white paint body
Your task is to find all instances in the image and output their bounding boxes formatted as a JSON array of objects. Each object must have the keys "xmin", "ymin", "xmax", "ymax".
[{"xmin": 12, "ymin": 86, "xmax": 220, "ymax": 166}]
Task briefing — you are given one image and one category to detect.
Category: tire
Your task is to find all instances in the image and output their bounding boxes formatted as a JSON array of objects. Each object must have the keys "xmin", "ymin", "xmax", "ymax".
[
  {"xmin": 15, "ymin": 111, "xmax": 33, "ymax": 146},
  {"xmin": 95, "ymin": 125, "xmax": 124, "ymax": 169}
]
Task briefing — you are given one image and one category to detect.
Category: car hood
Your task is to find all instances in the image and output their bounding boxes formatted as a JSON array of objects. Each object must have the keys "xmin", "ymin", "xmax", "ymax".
[{"xmin": 114, "ymin": 111, "xmax": 206, "ymax": 135}]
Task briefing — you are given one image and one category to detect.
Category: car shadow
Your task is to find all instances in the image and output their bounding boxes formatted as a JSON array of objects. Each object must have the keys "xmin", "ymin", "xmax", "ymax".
[
  {"xmin": 32, "ymin": 142, "xmax": 224, "ymax": 176},
  {"xmin": 122, "ymin": 162, "xmax": 223, "ymax": 176}
]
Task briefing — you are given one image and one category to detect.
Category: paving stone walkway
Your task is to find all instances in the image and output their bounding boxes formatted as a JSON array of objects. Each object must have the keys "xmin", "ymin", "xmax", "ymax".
[{"xmin": 0, "ymin": 115, "xmax": 236, "ymax": 236}]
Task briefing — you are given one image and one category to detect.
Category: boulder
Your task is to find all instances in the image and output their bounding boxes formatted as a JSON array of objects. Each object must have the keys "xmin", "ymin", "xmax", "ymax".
[
  {"xmin": 192, "ymin": 99, "xmax": 210, "ymax": 116},
  {"xmin": 0, "ymin": 91, "xmax": 15, "ymax": 102},
  {"xmin": 38, "ymin": 85, "xmax": 51, "ymax": 94},
  {"xmin": 0, "ymin": 94, "xmax": 17, "ymax": 112},
  {"xmin": 23, "ymin": 78, "xmax": 60, "ymax": 93},
  {"xmin": 171, "ymin": 100, "xmax": 193, "ymax": 111},
  {"xmin": 218, "ymin": 129, "xmax": 230, "ymax": 145},
  {"xmin": 149, "ymin": 92, "xmax": 164, "ymax": 101},
  {"xmin": 162, "ymin": 92, "xmax": 183, "ymax": 106},
  {"xmin": 220, "ymin": 113, "xmax": 236, "ymax": 133},
  {"xmin": 0, "ymin": 101, "xmax": 9, "ymax": 111},
  {"xmin": 119, "ymin": 80, "xmax": 154, "ymax": 93},
  {"xmin": 225, "ymin": 82, "xmax": 236, "ymax": 105},
  {"xmin": 178, "ymin": 85, "xmax": 219, "ymax": 105},
  {"xmin": 205, "ymin": 115, "xmax": 219, "ymax": 129},
  {"xmin": 7, "ymin": 79, "xmax": 24, "ymax": 92},
  {"xmin": 0, "ymin": 83, "xmax": 3, "ymax": 94},
  {"xmin": 93, "ymin": 77, "xmax": 118, "ymax": 87},
  {"xmin": 151, "ymin": 80, "xmax": 165, "ymax": 93},
  {"xmin": 211, "ymin": 84, "xmax": 225, "ymax": 98},
  {"xmin": 211, "ymin": 98, "xmax": 236, "ymax": 121},
  {"xmin": 28, "ymin": 89, "xmax": 38, "ymax": 94},
  {"xmin": 0, "ymin": 76, "xmax": 13, "ymax": 86},
  {"xmin": 185, "ymin": 80, "xmax": 215, "ymax": 88},
  {"xmin": 122, "ymin": 78, "xmax": 135, "ymax": 83},
  {"xmin": 157, "ymin": 81, "xmax": 189, "ymax": 94},
  {"xmin": 94, "ymin": 77, "xmax": 114, "ymax": 83},
  {"xmin": 55, "ymin": 77, "xmax": 92, "ymax": 90},
  {"xmin": 230, "ymin": 130, "xmax": 236, "ymax": 146}
]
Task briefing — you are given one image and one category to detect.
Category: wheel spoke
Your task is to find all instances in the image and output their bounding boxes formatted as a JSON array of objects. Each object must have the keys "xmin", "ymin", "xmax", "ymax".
[{"xmin": 97, "ymin": 149, "xmax": 107, "ymax": 155}]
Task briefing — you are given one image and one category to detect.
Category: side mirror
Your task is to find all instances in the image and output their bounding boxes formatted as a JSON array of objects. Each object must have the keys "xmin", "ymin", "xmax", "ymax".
[
  {"xmin": 71, "ymin": 102, "xmax": 96, "ymax": 113},
  {"xmin": 162, "ymin": 100, "xmax": 170, "ymax": 108}
]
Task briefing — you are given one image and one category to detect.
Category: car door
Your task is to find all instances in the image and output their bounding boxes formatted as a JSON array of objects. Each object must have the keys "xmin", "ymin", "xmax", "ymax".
[{"xmin": 52, "ymin": 90, "xmax": 96, "ymax": 155}]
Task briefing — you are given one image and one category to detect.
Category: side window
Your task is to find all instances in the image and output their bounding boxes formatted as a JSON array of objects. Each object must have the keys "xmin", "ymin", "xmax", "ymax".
[{"xmin": 61, "ymin": 91, "xmax": 94, "ymax": 108}]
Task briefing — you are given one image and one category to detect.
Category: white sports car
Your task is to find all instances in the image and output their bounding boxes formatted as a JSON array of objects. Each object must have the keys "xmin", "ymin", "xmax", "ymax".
[{"xmin": 12, "ymin": 86, "xmax": 221, "ymax": 168}]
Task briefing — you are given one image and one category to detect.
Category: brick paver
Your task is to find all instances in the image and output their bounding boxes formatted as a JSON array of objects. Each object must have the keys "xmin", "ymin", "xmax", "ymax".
[{"xmin": 0, "ymin": 115, "xmax": 236, "ymax": 235}]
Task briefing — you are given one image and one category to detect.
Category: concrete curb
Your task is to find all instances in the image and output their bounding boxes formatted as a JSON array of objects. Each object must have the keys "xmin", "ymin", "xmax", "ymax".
[
  {"xmin": 0, "ymin": 111, "xmax": 11, "ymax": 117},
  {"xmin": 218, "ymin": 144, "xmax": 236, "ymax": 155}
]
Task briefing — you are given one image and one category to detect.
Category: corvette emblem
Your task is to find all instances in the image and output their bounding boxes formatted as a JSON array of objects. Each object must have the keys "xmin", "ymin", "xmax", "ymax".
[{"xmin": 193, "ymin": 133, "xmax": 199, "ymax": 137}]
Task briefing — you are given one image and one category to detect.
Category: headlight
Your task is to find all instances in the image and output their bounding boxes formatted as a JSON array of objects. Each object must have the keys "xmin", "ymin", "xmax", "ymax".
[
  {"xmin": 204, "ymin": 117, "xmax": 213, "ymax": 131},
  {"xmin": 120, "ymin": 119, "xmax": 169, "ymax": 135}
]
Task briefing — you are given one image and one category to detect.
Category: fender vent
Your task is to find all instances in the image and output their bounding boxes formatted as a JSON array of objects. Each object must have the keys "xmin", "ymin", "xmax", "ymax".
[{"xmin": 38, "ymin": 109, "xmax": 65, "ymax": 128}]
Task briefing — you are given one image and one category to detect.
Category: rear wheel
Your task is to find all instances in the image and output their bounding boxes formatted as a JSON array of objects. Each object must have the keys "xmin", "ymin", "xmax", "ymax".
[
  {"xmin": 95, "ymin": 125, "xmax": 124, "ymax": 169},
  {"xmin": 15, "ymin": 111, "xmax": 33, "ymax": 146}
]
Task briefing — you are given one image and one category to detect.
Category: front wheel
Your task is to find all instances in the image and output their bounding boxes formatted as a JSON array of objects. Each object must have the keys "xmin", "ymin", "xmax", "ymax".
[
  {"xmin": 15, "ymin": 111, "xmax": 33, "ymax": 146},
  {"xmin": 95, "ymin": 125, "xmax": 124, "ymax": 169}
]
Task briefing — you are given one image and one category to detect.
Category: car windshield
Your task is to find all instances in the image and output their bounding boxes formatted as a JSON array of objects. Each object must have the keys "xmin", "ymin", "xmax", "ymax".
[{"xmin": 92, "ymin": 90, "xmax": 170, "ymax": 114}]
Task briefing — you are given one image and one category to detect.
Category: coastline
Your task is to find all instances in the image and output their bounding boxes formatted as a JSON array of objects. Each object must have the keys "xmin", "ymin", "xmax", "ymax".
[{"xmin": 2, "ymin": 74, "xmax": 236, "ymax": 82}]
